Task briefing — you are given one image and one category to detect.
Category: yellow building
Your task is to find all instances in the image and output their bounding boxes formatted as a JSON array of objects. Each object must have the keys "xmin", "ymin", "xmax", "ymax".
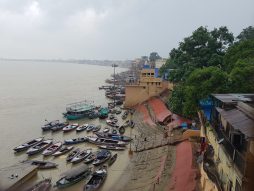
[
  {"xmin": 124, "ymin": 68, "xmax": 171, "ymax": 107},
  {"xmin": 199, "ymin": 94, "xmax": 254, "ymax": 191}
]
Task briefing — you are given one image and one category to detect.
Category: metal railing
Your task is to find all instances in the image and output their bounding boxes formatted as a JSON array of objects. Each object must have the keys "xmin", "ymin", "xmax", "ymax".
[{"xmin": 213, "ymin": 124, "xmax": 246, "ymax": 174}]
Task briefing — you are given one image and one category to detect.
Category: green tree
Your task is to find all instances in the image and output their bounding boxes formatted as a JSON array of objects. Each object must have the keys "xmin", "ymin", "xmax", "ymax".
[
  {"xmin": 182, "ymin": 67, "xmax": 228, "ymax": 117},
  {"xmin": 237, "ymin": 26, "xmax": 254, "ymax": 41},
  {"xmin": 165, "ymin": 26, "xmax": 234, "ymax": 82},
  {"xmin": 223, "ymin": 39, "xmax": 254, "ymax": 71},
  {"xmin": 229, "ymin": 60, "xmax": 254, "ymax": 93}
]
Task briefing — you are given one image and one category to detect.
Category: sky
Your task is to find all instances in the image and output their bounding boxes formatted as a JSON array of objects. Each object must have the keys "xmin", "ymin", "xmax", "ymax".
[{"xmin": 0, "ymin": 0, "xmax": 253, "ymax": 60}]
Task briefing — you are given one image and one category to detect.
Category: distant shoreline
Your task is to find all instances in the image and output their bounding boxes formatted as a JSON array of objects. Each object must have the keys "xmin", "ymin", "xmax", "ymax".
[{"xmin": 0, "ymin": 58, "xmax": 131, "ymax": 68}]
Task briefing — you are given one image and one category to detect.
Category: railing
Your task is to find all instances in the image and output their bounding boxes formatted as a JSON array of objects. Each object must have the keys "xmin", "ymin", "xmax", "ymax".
[
  {"xmin": 213, "ymin": 124, "xmax": 246, "ymax": 174},
  {"xmin": 199, "ymin": 109, "xmax": 246, "ymax": 175}
]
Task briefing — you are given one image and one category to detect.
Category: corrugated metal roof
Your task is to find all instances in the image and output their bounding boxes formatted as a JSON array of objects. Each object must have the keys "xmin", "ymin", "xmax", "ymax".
[
  {"xmin": 212, "ymin": 94, "xmax": 254, "ymax": 104},
  {"xmin": 217, "ymin": 108, "xmax": 254, "ymax": 138}
]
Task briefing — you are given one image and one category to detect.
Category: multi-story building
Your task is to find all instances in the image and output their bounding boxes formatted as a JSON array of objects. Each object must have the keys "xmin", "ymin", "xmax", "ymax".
[
  {"xmin": 124, "ymin": 66, "xmax": 172, "ymax": 107},
  {"xmin": 199, "ymin": 94, "xmax": 254, "ymax": 191}
]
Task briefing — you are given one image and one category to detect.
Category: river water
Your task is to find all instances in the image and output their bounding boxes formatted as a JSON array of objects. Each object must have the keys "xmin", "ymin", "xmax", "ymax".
[{"xmin": 0, "ymin": 61, "xmax": 132, "ymax": 190}]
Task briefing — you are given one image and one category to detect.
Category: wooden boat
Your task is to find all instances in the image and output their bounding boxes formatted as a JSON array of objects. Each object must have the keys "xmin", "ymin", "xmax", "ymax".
[
  {"xmin": 24, "ymin": 178, "xmax": 51, "ymax": 191},
  {"xmin": 88, "ymin": 111, "xmax": 99, "ymax": 119},
  {"xmin": 103, "ymin": 127, "xmax": 110, "ymax": 133},
  {"xmin": 115, "ymin": 110, "xmax": 122, "ymax": 115},
  {"xmin": 76, "ymin": 124, "xmax": 89, "ymax": 132},
  {"xmin": 14, "ymin": 137, "xmax": 44, "ymax": 152},
  {"xmin": 84, "ymin": 165, "xmax": 107, "ymax": 191},
  {"xmin": 98, "ymin": 107, "xmax": 109, "ymax": 119},
  {"xmin": 92, "ymin": 125, "xmax": 101, "ymax": 132},
  {"xmin": 109, "ymin": 115, "xmax": 115, "ymax": 120},
  {"xmin": 95, "ymin": 132, "xmax": 132, "ymax": 142},
  {"xmin": 52, "ymin": 146, "xmax": 73, "ymax": 157},
  {"xmin": 71, "ymin": 149, "xmax": 92, "ymax": 164},
  {"xmin": 66, "ymin": 148, "xmax": 81, "ymax": 162},
  {"xmin": 98, "ymin": 145, "xmax": 125, "ymax": 151},
  {"xmin": 63, "ymin": 123, "xmax": 79, "ymax": 132},
  {"xmin": 41, "ymin": 120, "xmax": 60, "ymax": 131},
  {"xmin": 64, "ymin": 137, "xmax": 87, "ymax": 145},
  {"xmin": 112, "ymin": 118, "xmax": 118, "ymax": 123},
  {"xmin": 119, "ymin": 126, "xmax": 125, "ymax": 135},
  {"xmin": 121, "ymin": 114, "xmax": 127, "ymax": 120},
  {"xmin": 51, "ymin": 122, "xmax": 69, "ymax": 132},
  {"xmin": 122, "ymin": 120, "xmax": 130, "ymax": 127},
  {"xmin": 84, "ymin": 153, "xmax": 96, "ymax": 164},
  {"xmin": 56, "ymin": 164, "xmax": 91, "ymax": 189},
  {"xmin": 106, "ymin": 119, "xmax": 116, "ymax": 127},
  {"xmin": 23, "ymin": 160, "xmax": 57, "ymax": 169},
  {"xmin": 26, "ymin": 139, "xmax": 52, "ymax": 155},
  {"xmin": 129, "ymin": 120, "xmax": 135, "ymax": 128},
  {"xmin": 42, "ymin": 142, "xmax": 62, "ymax": 156},
  {"xmin": 86, "ymin": 125, "xmax": 95, "ymax": 132},
  {"xmin": 108, "ymin": 153, "xmax": 117, "ymax": 166},
  {"xmin": 87, "ymin": 136, "xmax": 127, "ymax": 147},
  {"xmin": 92, "ymin": 150, "xmax": 111, "ymax": 166},
  {"xmin": 111, "ymin": 128, "xmax": 117, "ymax": 134}
]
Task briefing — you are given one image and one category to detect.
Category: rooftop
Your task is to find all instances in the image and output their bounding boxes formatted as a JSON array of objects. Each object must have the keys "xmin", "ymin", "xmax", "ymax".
[
  {"xmin": 212, "ymin": 94, "xmax": 254, "ymax": 104},
  {"xmin": 216, "ymin": 107, "xmax": 254, "ymax": 139}
]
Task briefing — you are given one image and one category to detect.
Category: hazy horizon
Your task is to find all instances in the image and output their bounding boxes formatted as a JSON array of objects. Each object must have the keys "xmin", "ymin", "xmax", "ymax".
[{"xmin": 0, "ymin": 0, "xmax": 253, "ymax": 60}]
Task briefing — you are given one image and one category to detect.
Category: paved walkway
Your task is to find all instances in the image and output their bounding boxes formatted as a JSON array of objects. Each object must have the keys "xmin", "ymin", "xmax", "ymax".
[{"xmin": 167, "ymin": 141, "xmax": 197, "ymax": 191}]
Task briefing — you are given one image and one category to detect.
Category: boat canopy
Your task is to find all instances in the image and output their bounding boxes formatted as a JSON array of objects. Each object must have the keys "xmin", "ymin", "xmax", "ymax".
[
  {"xmin": 61, "ymin": 164, "xmax": 89, "ymax": 179},
  {"xmin": 66, "ymin": 100, "xmax": 95, "ymax": 112}
]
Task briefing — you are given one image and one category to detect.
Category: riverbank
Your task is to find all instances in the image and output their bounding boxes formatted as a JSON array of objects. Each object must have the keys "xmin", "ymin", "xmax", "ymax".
[{"xmin": 112, "ymin": 96, "xmax": 198, "ymax": 191}]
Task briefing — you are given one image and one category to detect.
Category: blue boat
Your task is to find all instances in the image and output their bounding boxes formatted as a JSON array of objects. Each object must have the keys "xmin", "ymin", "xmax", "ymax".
[
  {"xmin": 99, "ymin": 107, "xmax": 109, "ymax": 119},
  {"xmin": 64, "ymin": 101, "xmax": 96, "ymax": 120}
]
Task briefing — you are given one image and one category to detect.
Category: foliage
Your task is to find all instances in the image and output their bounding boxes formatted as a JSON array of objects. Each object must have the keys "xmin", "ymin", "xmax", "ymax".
[
  {"xmin": 162, "ymin": 26, "xmax": 234, "ymax": 82},
  {"xmin": 237, "ymin": 26, "xmax": 254, "ymax": 41},
  {"xmin": 160, "ymin": 26, "xmax": 254, "ymax": 118},
  {"xmin": 228, "ymin": 60, "xmax": 254, "ymax": 93},
  {"xmin": 223, "ymin": 39, "xmax": 254, "ymax": 71},
  {"xmin": 149, "ymin": 52, "xmax": 161, "ymax": 62}
]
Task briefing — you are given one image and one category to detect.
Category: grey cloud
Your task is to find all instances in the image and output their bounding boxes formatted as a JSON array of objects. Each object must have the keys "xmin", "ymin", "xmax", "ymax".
[{"xmin": 0, "ymin": 0, "xmax": 253, "ymax": 60}]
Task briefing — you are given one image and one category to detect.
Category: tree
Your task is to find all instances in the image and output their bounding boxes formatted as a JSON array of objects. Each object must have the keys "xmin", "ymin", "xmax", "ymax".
[
  {"xmin": 237, "ymin": 26, "xmax": 254, "ymax": 41},
  {"xmin": 223, "ymin": 39, "xmax": 254, "ymax": 71},
  {"xmin": 149, "ymin": 52, "xmax": 161, "ymax": 62},
  {"xmin": 229, "ymin": 60, "xmax": 254, "ymax": 93},
  {"xmin": 182, "ymin": 67, "xmax": 228, "ymax": 117},
  {"xmin": 162, "ymin": 26, "xmax": 254, "ymax": 118},
  {"xmin": 166, "ymin": 26, "xmax": 234, "ymax": 82}
]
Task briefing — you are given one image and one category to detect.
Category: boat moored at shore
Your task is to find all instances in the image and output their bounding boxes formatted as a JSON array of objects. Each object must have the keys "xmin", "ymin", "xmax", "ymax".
[
  {"xmin": 14, "ymin": 137, "xmax": 44, "ymax": 152},
  {"xmin": 63, "ymin": 101, "xmax": 96, "ymax": 120},
  {"xmin": 63, "ymin": 123, "xmax": 79, "ymax": 132},
  {"xmin": 56, "ymin": 164, "xmax": 91, "ymax": 189},
  {"xmin": 26, "ymin": 139, "xmax": 53, "ymax": 155}
]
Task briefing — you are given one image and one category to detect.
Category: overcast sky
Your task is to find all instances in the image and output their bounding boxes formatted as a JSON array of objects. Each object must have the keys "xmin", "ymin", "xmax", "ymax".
[{"xmin": 0, "ymin": 0, "xmax": 253, "ymax": 60}]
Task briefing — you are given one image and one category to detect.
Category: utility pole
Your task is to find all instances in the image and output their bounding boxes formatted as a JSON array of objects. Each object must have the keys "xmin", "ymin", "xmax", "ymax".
[{"xmin": 112, "ymin": 64, "xmax": 118, "ymax": 107}]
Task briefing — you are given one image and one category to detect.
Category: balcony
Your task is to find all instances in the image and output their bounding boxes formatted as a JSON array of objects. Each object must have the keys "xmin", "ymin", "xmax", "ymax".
[{"xmin": 211, "ymin": 122, "xmax": 246, "ymax": 175}]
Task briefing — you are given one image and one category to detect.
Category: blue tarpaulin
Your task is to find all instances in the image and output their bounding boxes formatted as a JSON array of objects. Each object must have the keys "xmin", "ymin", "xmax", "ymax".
[
  {"xmin": 154, "ymin": 68, "xmax": 159, "ymax": 78},
  {"xmin": 199, "ymin": 98, "xmax": 213, "ymax": 121},
  {"xmin": 143, "ymin": 65, "xmax": 150, "ymax": 69}
]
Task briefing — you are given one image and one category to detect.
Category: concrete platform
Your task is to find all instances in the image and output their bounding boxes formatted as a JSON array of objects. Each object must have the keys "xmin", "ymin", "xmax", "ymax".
[{"xmin": 0, "ymin": 163, "xmax": 37, "ymax": 191}]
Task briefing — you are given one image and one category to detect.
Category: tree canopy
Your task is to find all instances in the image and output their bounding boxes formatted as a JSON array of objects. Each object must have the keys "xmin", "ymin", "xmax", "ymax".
[{"xmin": 161, "ymin": 26, "xmax": 254, "ymax": 117}]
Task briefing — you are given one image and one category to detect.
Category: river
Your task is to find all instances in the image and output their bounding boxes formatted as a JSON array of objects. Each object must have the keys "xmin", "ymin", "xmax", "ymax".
[{"xmin": 0, "ymin": 60, "xmax": 132, "ymax": 191}]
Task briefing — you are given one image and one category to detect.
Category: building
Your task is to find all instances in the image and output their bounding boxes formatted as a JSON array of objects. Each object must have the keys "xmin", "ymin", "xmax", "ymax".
[
  {"xmin": 124, "ymin": 66, "xmax": 172, "ymax": 107},
  {"xmin": 199, "ymin": 94, "xmax": 254, "ymax": 191}
]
